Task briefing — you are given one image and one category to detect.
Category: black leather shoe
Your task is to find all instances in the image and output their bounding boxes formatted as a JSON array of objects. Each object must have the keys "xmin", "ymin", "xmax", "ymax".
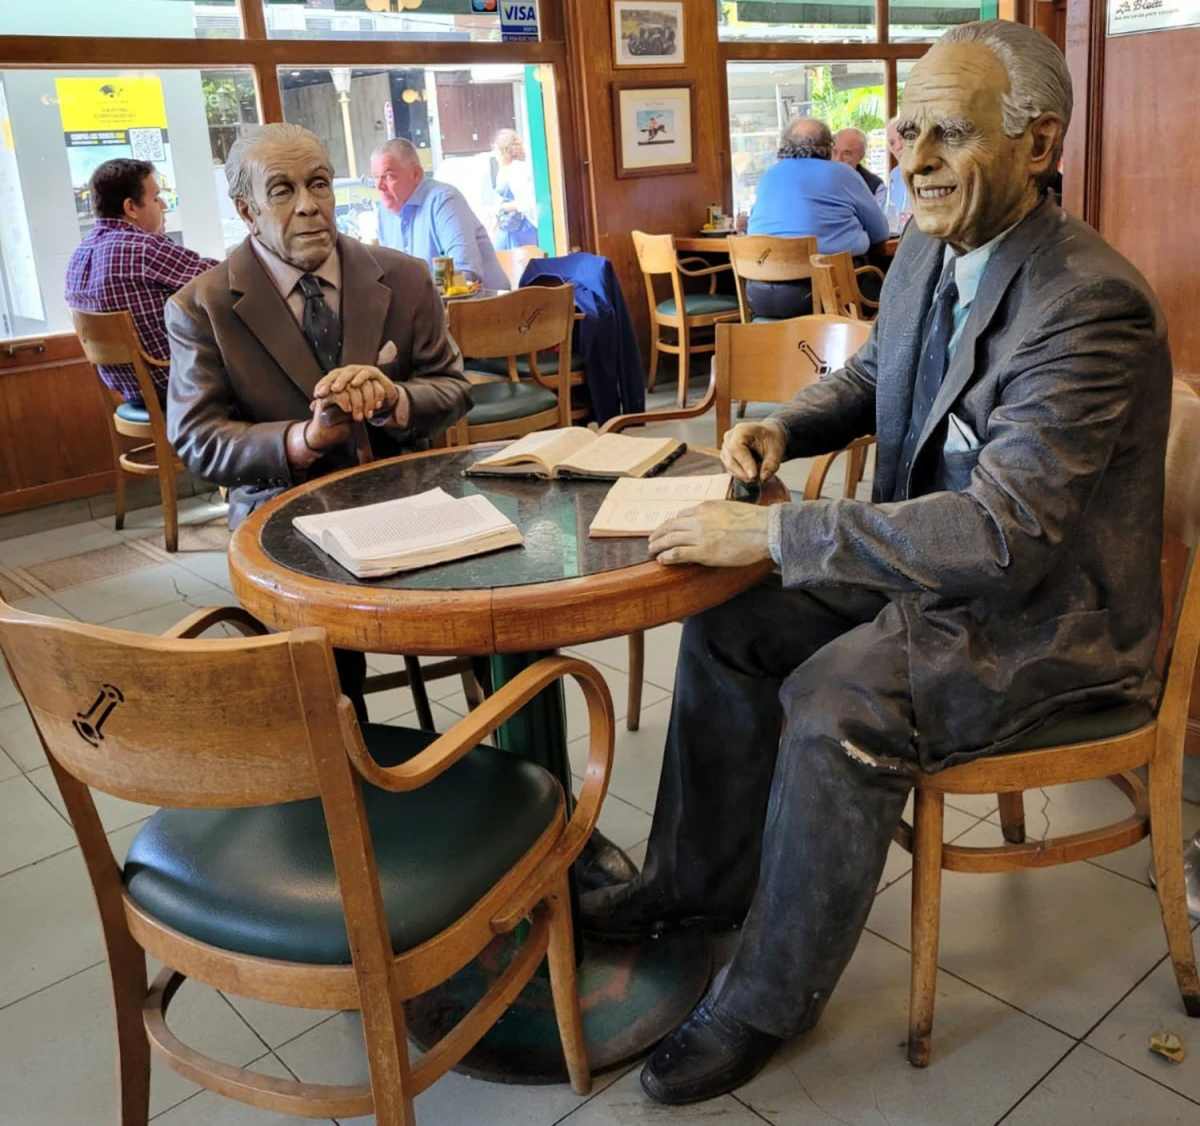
[
  {"xmin": 641, "ymin": 995, "xmax": 780, "ymax": 1105},
  {"xmin": 580, "ymin": 880, "xmax": 740, "ymax": 941}
]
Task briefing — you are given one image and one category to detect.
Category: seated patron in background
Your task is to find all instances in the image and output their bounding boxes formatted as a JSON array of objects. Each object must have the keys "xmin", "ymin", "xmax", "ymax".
[
  {"xmin": 747, "ymin": 118, "xmax": 889, "ymax": 319},
  {"xmin": 885, "ymin": 117, "xmax": 909, "ymax": 221},
  {"xmin": 65, "ymin": 158, "xmax": 217, "ymax": 407},
  {"xmin": 371, "ymin": 138, "xmax": 509, "ymax": 291},
  {"xmin": 833, "ymin": 126, "xmax": 886, "ymax": 208},
  {"xmin": 587, "ymin": 20, "xmax": 1171, "ymax": 1106}
]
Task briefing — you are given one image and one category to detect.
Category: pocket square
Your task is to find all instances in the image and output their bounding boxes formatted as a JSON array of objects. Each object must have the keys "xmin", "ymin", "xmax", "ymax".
[
  {"xmin": 376, "ymin": 340, "xmax": 398, "ymax": 366},
  {"xmin": 945, "ymin": 412, "xmax": 981, "ymax": 454}
]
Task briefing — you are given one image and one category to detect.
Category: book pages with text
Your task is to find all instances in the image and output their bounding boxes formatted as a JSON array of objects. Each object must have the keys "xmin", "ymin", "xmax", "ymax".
[
  {"xmin": 557, "ymin": 433, "xmax": 678, "ymax": 477},
  {"xmin": 472, "ymin": 427, "xmax": 596, "ymax": 471},
  {"xmin": 589, "ymin": 474, "xmax": 733, "ymax": 537}
]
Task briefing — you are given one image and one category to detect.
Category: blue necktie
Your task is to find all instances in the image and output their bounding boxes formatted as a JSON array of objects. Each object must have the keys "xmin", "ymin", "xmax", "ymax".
[
  {"xmin": 297, "ymin": 273, "xmax": 341, "ymax": 374},
  {"xmin": 893, "ymin": 258, "xmax": 958, "ymax": 502}
]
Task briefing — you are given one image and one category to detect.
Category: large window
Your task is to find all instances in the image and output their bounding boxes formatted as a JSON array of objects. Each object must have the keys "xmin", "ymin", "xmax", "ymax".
[
  {"xmin": 280, "ymin": 63, "xmax": 567, "ymax": 255},
  {"xmin": 2, "ymin": 0, "xmax": 242, "ymax": 39},
  {"xmin": 716, "ymin": 0, "xmax": 989, "ymax": 43},
  {"xmin": 0, "ymin": 68, "xmax": 260, "ymax": 340},
  {"xmin": 727, "ymin": 60, "xmax": 888, "ymax": 217},
  {"xmin": 263, "ymin": 0, "xmax": 508, "ymax": 42}
]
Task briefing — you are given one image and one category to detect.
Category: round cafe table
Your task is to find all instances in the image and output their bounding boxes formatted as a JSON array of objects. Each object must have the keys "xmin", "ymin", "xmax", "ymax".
[{"xmin": 229, "ymin": 443, "xmax": 784, "ymax": 1083}]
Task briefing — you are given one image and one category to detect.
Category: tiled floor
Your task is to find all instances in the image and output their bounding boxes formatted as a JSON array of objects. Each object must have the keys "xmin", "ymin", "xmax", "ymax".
[{"xmin": 2, "ymin": 391, "xmax": 1199, "ymax": 1124}]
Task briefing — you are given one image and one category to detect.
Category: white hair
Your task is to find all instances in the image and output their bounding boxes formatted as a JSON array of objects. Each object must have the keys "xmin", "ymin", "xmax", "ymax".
[
  {"xmin": 225, "ymin": 123, "xmax": 329, "ymax": 204},
  {"xmin": 836, "ymin": 127, "xmax": 868, "ymax": 150},
  {"xmin": 939, "ymin": 19, "xmax": 1072, "ymax": 186},
  {"xmin": 370, "ymin": 137, "xmax": 423, "ymax": 167}
]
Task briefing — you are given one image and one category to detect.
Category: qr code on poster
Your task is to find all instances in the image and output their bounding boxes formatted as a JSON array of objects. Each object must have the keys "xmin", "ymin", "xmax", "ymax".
[{"xmin": 128, "ymin": 128, "xmax": 166, "ymax": 162}]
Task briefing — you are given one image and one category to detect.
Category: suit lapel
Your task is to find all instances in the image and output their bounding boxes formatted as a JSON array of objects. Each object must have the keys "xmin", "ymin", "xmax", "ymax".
[
  {"xmin": 338, "ymin": 236, "xmax": 392, "ymax": 368},
  {"xmin": 913, "ymin": 197, "xmax": 1060, "ymax": 457},
  {"xmin": 229, "ymin": 238, "xmax": 324, "ymax": 399}
]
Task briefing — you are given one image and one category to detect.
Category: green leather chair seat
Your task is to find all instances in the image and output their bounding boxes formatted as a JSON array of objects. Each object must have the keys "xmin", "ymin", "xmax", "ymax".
[
  {"xmin": 468, "ymin": 350, "xmax": 585, "ymax": 379},
  {"xmin": 657, "ymin": 293, "xmax": 740, "ymax": 318},
  {"xmin": 115, "ymin": 401, "xmax": 151, "ymax": 424},
  {"xmin": 122, "ymin": 724, "xmax": 561, "ymax": 965},
  {"xmin": 1004, "ymin": 701, "xmax": 1154, "ymax": 754},
  {"xmin": 465, "ymin": 380, "xmax": 559, "ymax": 426},
  {"xmin": 751, "ymin": 315, "xmax": 783, "ymax": 324}
]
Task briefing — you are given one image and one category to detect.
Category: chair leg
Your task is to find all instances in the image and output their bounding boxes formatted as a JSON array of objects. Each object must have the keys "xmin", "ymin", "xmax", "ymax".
[
  {"xmin": 360, "ymin": 991, "xmax": 417, "ymax": 1126},
  {"xmin": 677, "ymin": 327, "xmax": 691, "ymax": 409},
  {"xmin": 844, "ymin": 442, "xmax": 865, "ymax": 499},
  {"xmin": 647, "ymin": 330, "xmax": 660, "ymax": 390},
  {"xmin": 405, "ymin": 656, "xmax": 436, "ymax": 731},
  {"xmin": 626, "ymin": 631, "xmax": 644, "ymax": 732},
  {"xmin": 736, "ymin": 400, "xmax": 748, "ymax": 419},
  {"xmin": 461, "ymin": 667, "xmax": 485, "ymax": 711},
  {"xmin": 108, "ymin": 927, "xmax": 151, "ymax": 1125},
  {"xmin": 157, "ymin": 460, "xmax": 179, "ymax": 553},
  {"xmin": 908, "ymin": 789, "xmax": 945, "ymax": 1067},
  {"xmin": 997, "ymin": 791, "xmax": 1027, "ymax": 845},
  {"xmin": 545, "ymin": 870, "xmax": 592, "ymax": 1095},
  {"xmin": 1148, "ymin": 754, "xmax": 1200, "ymax": 1016},
  {"xmin": 113, "ymin": 465, "xmax": 128, "ymax": 532}
]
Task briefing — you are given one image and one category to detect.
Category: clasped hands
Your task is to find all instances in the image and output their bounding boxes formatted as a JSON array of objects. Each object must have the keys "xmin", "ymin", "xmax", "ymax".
[
  {"xmin": 648, "ymin": 421, "xmax": 786, "ymax": 569},
  {"xmin": 303, "ymin": 365, "xmax": 403, "ymax": 453}
]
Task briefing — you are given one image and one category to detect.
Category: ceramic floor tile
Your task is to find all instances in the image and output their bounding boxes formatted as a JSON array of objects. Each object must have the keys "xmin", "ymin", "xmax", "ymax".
[
  {"xmin": 0, "ymin": 699, "xmax": 44, "ymax": 771},
  {"xmin": 981, "ymin": 780, "xmax": 1200, "ymax": 888},
  {"xmin": 736, "ymin": 931, "xmax": 1073, "ymax": 1126},
  {"xmin": 114, "ymin": 494, "xmax": 230, "ymax": 535},
  {"xmin": 275, "ymin": 1011, "xmax": 630, "ymax": 1126},
  {"xmin": 868, "ymin": 819, "xmax": 1181, "ymax": 1038},
  {"xmin": 103, "ymin": 598, "xmax": 228, "ymax": 637},
  {"xmin": 150, "ymin": 1054, "xmax": 331, "ymax": 1125},
  {"xmin": 9, "ymin": 594, "xmax": 77, "ymax": 620},
  {"xmin": 170, "ymin": 549, "xmax": 234, "ymax": 591},
  {"xmin": 0, "ymin": 660, "xmax": 19, "ymax": 710},
  {"xmin": 878, "ymin": 799, "xmax": 982, "ymax": 892},
  {"xmin": 567, "ymin": 620, "xmax": 684, "ymax": 692},
  {"xmin": 595, "ymin": 793, "xmax": 653, "ymax": 853},
  {"xmin": 0, "ymin": 822, "xmax": 141, "ymax": 1009},
  {"xmin": 558, "ymin": 1066, "xmax": 764, "ymax": 1125},
  {"xmin": 1085, "ymin": 943, "xmax": 1200, "ymax": 1104},
  {"xmin": 366, "ymin": 681, "xmax": 416, "ymax": 724},
  {"xmin": 0, "ymin": 774, "xmax": 76, "ymax": 875},
  {"xmin": 1004, "ymin": 1043, "xmax": 1200, "ymax": 1125},
  {"xmin": 569, "ymin": 696, "xmax": 670, "ymax": 817},
  {"xmin": 0, "ymin": 515, "xmax": 121, "ymax": 565},
  {"xmin": 49, "ymin": 562, "xmax": 227, "ymax": 624},
  {"xmin": 26, "ymin": 764, "xmax": 156, "ymax": 834},
  {"xmin": 0, "ymin": 962, "xmax": 271, "ymax": 1126},
  {"xmin": 0, "ymin": 746, "xmax": 19, "ymax": 783},
  {"xmin": 220, "ymin": 996, "xmax": 338, "ymax": 1052}
]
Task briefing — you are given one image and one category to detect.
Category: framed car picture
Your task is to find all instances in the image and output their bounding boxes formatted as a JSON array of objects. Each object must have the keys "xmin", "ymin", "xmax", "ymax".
[
  {"xmin": 611, "ymin": 1, "xmax": 686, "ymax": 68},
  {"xmin": 612, "ymin": 81, "xmax": 695, "ymax": 179}
]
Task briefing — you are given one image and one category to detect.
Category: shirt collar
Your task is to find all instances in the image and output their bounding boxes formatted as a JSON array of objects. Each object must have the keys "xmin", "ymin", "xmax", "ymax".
[
  {"xmin": 941, "ymin": 220, "xmax": 1019, "ymax": 310},
  {"xmin": 250, "ymin": 235, "xmax": 340, "ymax": 300},
  {"xmin": 402, "ymin": 177, "xmax": 433, "ymax": 211}
]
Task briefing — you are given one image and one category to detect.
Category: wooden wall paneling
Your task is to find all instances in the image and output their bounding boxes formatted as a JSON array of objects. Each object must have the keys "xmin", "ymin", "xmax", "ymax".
[
  {"xmin": 1061, "ymin": 0, "xmax": 1103, "ymax": 223},
  {"xmin": 0, "ymin": 337, "xmax": 121, "ymax": 514}
]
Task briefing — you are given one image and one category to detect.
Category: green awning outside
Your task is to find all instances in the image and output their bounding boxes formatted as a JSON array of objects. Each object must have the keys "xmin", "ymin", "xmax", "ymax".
[{"xmin": 734, "ymin": 0, "xmax": 996, "ymax": 26}]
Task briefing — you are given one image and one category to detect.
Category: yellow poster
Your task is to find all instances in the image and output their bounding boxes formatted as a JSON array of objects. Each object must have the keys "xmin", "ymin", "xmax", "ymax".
[{"xmin": 55, "ymin": 76, "xmax": 168, "ymax": 135}]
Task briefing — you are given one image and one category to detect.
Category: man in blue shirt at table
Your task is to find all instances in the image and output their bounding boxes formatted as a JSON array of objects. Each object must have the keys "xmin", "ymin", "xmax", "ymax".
[
  {"xmin": 747, "ymin": 117, "xmax": 889, "ymax": 319},
  {"xmin": 371, "ymin": 138, "xmax": 509, "ymax": 292}
]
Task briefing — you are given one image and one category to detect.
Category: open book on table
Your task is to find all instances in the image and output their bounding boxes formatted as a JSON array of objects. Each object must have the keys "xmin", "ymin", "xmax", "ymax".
[
  {"xmin": 465, "ymin": 427, "xmax": 685, "ymax": 480},
  {"xmin": 589, "ymin": 474, "xmax": 733, "ymax": 538},
  {"xmin": 293, "ymin": 488, "xmax": 522, "ymax": 579}
]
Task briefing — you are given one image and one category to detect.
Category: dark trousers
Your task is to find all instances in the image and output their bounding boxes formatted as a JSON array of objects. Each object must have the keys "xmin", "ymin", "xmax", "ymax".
[
  {"xmin": 641, "ymin": 578, "xmax": 916, "ymax": 1038},
  {"xmin": 745, "ymin": 279, "xmax": 813, "ymax": 321},
  {"xmin": 334, "ymin": 648, "xmax": 369, "ymax": 725}
]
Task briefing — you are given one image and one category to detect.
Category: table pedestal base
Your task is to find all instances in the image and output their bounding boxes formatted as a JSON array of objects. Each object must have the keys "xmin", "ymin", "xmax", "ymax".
[{"xmin": 406, "ymin": 932, "xmax": 713, "ymax": 1084}]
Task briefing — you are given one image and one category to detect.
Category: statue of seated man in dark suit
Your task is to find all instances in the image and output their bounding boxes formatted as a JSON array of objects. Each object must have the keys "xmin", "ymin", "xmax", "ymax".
[{"xmin": 586, "ymin": 19, "xmax": 1174, "ymax": 1106}]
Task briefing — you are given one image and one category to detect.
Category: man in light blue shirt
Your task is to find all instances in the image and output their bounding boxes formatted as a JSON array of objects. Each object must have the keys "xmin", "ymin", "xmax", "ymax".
[
  {"xmin": 370, "ymin": 138, "xmax": 508, "ymax": 292},
  {"xmin": 746, "ymin": 117, "xmax": 889, "ymax": 318}
]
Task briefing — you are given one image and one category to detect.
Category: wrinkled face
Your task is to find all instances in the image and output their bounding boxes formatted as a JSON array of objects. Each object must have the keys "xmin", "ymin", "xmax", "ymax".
[
  {"xmin": 371, "ymin": 152, "xmax": 423, "ymax": 214},
  {"xmin": 832, "ymin": 130, "xmax": 865, "ymax": 167},
  {"xmin": 238, "ymin": 138, "xmax": 336, "ymax": 270},
  {"xmin": 126, "ymin": 173, "xmax": 167, "ymax": 234},
  {"xmin": 897, "ymin": 41, "xmax": 1058, "ymax": 251}
]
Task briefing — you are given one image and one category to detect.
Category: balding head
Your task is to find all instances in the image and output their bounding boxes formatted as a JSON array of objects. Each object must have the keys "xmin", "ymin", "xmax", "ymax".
[
  {"xmin": 833, "ymin": 127, "xmax": 868, "ymax": 167},
  {"xmin": 778, "ymin": 118, "xmax": 833, "ymax": 161},
  {"xmin": 370, "ymin": 138, "xmax": 426, "ymax": 214}
]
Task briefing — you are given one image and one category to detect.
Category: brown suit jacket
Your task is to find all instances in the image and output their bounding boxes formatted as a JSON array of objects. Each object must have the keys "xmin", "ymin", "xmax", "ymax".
[{"xmin": 166, "ymin": 235, "xmax": 470, "ymax": 525}]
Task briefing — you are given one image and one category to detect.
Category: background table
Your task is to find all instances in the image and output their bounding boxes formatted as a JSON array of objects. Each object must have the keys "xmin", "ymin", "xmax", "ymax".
[
  {"xmin": 676, "ymin": 234, "xmax": 899, "ymax": 257},
  {"xmin": 229, "ymin": 444, "xmax": 784, "ymax": 1082}
]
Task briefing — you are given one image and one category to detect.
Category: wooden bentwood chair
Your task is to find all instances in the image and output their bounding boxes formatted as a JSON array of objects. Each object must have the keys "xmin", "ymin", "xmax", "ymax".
[
  {"xmin": 601, "ymin": 315, "xmax": 873, "ymax": 730},
  {"xmin": 811, "ymin": 250, "xmax": 886, "ymax": 321},
  {"xmin": 0, "ymin": 601, "xmax": 615, "ymax": 1125},
  {"xmin": 631, "ymin": 230, "xmax": 740, "ymax": 408},
  {"xmin": 725, "ymin": 234, "xmax": 821, "ymax": 324},
  {"xmin": 447, "ymin": 284, "xmax": 575, "ymax": 445},
  {"xmin": 895, "ymin": 380, "xmax": 1200, "ymax": 1067},
  {"xmin": 72, "ymin": 308, "xmax": 185, "ymax": 552}
]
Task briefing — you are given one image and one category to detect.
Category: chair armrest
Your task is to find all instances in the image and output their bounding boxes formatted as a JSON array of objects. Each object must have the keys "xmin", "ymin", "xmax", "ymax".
[
  {"xmin": 598, "ymin": 370, "xmax": 716, "ymax": 433},
  {"xmin": 854, "ymin": 265, "xmax": 886, "ymax": 283},
  {"xmin": 161, "ymin": 606, "xmax": 268, "ymax": 639},
  {"xmin": 802, "ymin": 436, "xmax": 875, "ymax": 501},
  {"xmin": 677, "ymin": 261, "xmax": 733, "ymax": 279}
]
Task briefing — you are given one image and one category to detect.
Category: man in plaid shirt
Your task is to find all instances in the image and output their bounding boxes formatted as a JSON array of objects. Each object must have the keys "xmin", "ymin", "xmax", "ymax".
[{"xmin": 65, "ymin": 159, "xmax": 218, "ymax": 407}]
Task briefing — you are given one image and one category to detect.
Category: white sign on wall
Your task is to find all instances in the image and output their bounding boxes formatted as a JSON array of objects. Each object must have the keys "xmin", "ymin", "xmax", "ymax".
[{"xmin": 1108, "ymin": 0, "xmax": 1200, "ymax": 36}]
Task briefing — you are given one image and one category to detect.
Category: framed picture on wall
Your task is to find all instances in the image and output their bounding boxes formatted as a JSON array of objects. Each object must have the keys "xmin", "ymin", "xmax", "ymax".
[
  {"xmin": 611, "ymin": 1, "xmax": 686, "ymax": 68},
  {"xmin": 612, "ymin": 81, "xmax": 695, "ymax": 178}
]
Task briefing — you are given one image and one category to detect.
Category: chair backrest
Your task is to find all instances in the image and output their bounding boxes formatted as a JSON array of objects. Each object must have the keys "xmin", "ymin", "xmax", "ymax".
[
  {"xmin": 447, "ymin": 283, "xmax": 575, "ymax": 365},
  {"xmin": 71, "ymin": 307, "xmax": 168, "ymax": 429},
  {"xmin": 726, "ymin": 235, "xmax": 819, "ymax": 323},
  {"xmin": 811, "ymin": 252, "xmax": 865, "ymax": 319},
  {"xmin": 1159, "ymin": 381, "xmax": 1200, "ymax": 738},
  {"xmin": 0, "ymin": 600, "xmax": 332, "ymax": 810},
  {"xmin": 495, "ymin": 245, "xmax": 548, "ymax": 289},
  {"xmin": 713, "ymin": 315, "xmax": 871, "ymax": 441},
  {"xmin": 630, "ymin": 230, "xmax": 679, "ymax": 278}
]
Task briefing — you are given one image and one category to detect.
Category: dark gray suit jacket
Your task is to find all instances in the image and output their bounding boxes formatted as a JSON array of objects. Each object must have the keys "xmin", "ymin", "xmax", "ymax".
[
  {"xmin": 770, "ymin": 196, "xmax": 1172, "ymax": 766},
  {"xmin": 166, "ymin": 235, "xmax": 471, "ymax": 526}
]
